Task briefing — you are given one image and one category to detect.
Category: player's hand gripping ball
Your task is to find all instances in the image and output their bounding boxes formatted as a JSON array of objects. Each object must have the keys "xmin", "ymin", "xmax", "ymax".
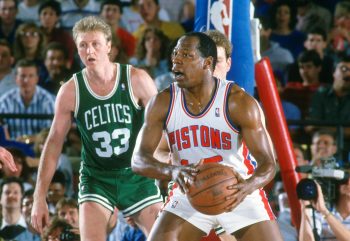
[{"xmin": 186, "ymin": 163, "xmax": 238, "ymax": 215}]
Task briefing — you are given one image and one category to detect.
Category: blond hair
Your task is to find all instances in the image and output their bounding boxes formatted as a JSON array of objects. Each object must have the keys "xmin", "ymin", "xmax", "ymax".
[{"xmin": 72, "ymin": 16, "xmax": 112, "ymax": 43}]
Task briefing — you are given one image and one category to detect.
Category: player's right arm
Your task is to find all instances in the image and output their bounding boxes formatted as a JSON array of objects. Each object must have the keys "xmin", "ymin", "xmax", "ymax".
[
  {"xmin": 132, "ymin": 90, "xmax": 197, "ymax": 193},
  {"xmin": 31, "ymin": 79, "xmax": 76, "ymax": 234}
]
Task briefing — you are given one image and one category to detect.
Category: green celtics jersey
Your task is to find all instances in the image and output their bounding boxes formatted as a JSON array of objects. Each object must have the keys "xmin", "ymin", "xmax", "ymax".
[{"xmin": 74, "ymin": 64, "xmax": 144, "ymax": 170}]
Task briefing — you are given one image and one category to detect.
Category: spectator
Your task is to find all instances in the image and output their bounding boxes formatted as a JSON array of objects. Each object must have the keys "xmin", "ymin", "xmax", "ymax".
[
  {"xmin": 55, "ymin": 197, "xmax": 79, "ymax": 229},
  {"xmin": 0, "ymin": 0, "xmax": 22, "ymax": 44},
  {"xmin": 38, "ymin": 0, "xmax": 76, "ymax": 69},
  {"xmin": 0, "ymin": 177, "xmax": 26, "ymax": 240},
  {"xmin": 17, "ymin": 0, "xmax": 40, "ymax": 25},
  {"xmin": 14, "ymin": 188, "xmax": 41, "ymax": 241},
  {"xmin": 284, "ymin": 50, "xmax": 325, "ymax": 119},
  {"xmin": 34, "ymin": 128, "xmax": 74, "ymax": 198},
  {"xmin": 299, "ymin": 180, "xmax": 350, "ymax": 241},
  {"xmin": 60, "ymin": 0, "xmax": 100, "ymax": 30},
  {"xmin": 307, "ymin": 56, "xmax": 350, "ymax": 136},
  {"xmin": 259, "ymin": 16, "xmax": 294, "ymax": 85},
  {"xmin": 13, "ymin": 22, "xmax": 47, "ymax": 81},
  {"xmin": 294, "ymin": 143, "xmax": 310, "ymax": 179},
  {"xmin": 109, "ymin": 32, "xmax": 129, "ymax": 64},
  {"xmin": 0, "ymin": 59, "xmax": 55, "ymax": 143},
  {"xmin": 13, "ymin": 22, "xmax": 44, "ymax": 62},
  {"xmin": 269, "ymin": 0, "xmax": 306, "ymax": 59},
  {"xmin": 328, "ymin": 1, "xmax": 350, "ymax": 59},
  {"xmin": 288, "ymin": 27, "xmax": 334, "ymax": 85},
  {"xmin": 310, "ymin": 129, "xmax": 338, "ymax": 167},
  {"xmin": 178, "ymin": 0, "xmax": 194, "ymax": 32},
  {"xmin": 41, "ymin": 217, "xmax": 79, "ymax": 241},
  {"xmin": 133, "ymin": 0, "xmax": 185, "ymax": 41},
  {"xmin": 100, "ymin": 0, "xmax": 136, "ymax": 58},
  {"xmin": 0, "ymin": 38, "xmax": 16, "ymax": 97},
  {"xmin": 41, "ymin": 42, "xmax": 72, "ymax": 95},
  {"xmin": 0, "ymin": 147, "xmax": 33, "ymax": 191},
  {"xmin": 295, "ymin": 0, "xmax": 332, "ymax": 33},
  {"xmin": 120, "ymin": 0, "xmax": 145, "ymax": 33},
  {"xmin": 47, "ymin": 170, "xmax": 66, "ymax": 215},
  {"xmin": 130, "ymin": 27, "xmax": 169, "ymax": 79}
]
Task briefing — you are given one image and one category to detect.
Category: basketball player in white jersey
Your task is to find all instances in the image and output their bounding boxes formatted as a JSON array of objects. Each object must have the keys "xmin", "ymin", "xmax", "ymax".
[{"xmin": 132, "ymin": 32, "xmax": 283, "ymax": 240}]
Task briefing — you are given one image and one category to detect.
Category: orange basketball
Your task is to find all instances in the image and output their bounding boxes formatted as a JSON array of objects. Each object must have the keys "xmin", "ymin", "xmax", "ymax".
[{"xmin": 186, "ymin": 162, "xmax": 238, "ymax": 215}]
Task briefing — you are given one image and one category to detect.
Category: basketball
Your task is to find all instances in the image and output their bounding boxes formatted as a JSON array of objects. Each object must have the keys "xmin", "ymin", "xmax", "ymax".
[{"xmin": 186, "ymin": 162, "xmax": 238, "ymax": 215}]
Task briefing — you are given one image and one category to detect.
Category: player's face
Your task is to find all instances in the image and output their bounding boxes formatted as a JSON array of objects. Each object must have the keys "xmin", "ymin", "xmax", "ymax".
[
  {"xmin": 213, "ymin": 46, "xmax": 230, "ymax": 80},
  {"xmin": 172, "ymin": 36, "xmax": 208, "ymax": 88},
  {"xmin": 76, "ymin": 31, "xmax": 111, "ymax": 67}
]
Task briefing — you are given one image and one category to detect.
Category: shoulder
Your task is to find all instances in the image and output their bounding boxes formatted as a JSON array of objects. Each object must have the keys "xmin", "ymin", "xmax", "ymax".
[{"xmin": 146, "ymin": 87, "xmax": 172, "ymax": 118}]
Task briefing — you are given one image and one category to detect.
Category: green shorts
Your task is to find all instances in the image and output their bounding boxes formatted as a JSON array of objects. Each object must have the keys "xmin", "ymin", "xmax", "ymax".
[{"xmin": 78, "ymin": 164, "xmax": 163, "ymax": 216}]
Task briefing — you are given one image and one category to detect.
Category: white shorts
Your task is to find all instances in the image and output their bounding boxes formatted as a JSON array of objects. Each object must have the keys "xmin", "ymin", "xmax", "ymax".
[{"xmin": 163, "ymin": 185, "xmax": 275, "ymax": 234}]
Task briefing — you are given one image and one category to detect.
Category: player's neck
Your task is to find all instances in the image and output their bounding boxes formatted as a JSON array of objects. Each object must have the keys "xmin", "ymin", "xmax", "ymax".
[{"xmin": 85, "ymin": 62, "xmax": 116, "ymax": 84}]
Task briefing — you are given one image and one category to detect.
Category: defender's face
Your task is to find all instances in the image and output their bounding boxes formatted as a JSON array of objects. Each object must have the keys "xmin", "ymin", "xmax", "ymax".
[
  {"xmin": 76, "ymin": 31, "xmax": 111, "ymax": 67},
  {"xmin": 214, "ymin": 46, "xmax": 230, "ymax": 80},
  {"xmin": 171, "ymin": 36, "xmax": 207, "ymax": 88}
]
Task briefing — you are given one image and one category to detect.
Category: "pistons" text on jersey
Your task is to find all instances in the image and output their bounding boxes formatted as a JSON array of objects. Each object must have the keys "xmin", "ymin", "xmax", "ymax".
[
  {"xmin": 167, "ymin": 125, "xmax": 232, "ymax": 150},
  {"xmin": 84, "ymin": 103, "xmax": 131, "ymax": 130}
]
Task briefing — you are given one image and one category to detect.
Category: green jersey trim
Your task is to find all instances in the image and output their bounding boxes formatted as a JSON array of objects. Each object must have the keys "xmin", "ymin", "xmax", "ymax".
[
  {"xmin": 81, "ymin": 63, "xmax": 120, "ymax": 100},
  {"xmin": 126, "ymin": 65, "xmax": 142, "ymax": 110}
]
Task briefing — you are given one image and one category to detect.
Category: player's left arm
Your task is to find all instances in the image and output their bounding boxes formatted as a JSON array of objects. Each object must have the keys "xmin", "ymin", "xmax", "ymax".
[
  {"xmin": 129, "ymin": 66, "xmax": 158, "ymax": 107},
  {"xmin": 226, "ymin": 87, "xmax": 276, "ymax": 207}
]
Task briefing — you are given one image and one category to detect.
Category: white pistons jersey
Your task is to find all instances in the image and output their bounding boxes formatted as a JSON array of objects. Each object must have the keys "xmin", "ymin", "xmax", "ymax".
[{"xmin": 165, "ymin": 79, "xmax": 257, "ymax": 179}]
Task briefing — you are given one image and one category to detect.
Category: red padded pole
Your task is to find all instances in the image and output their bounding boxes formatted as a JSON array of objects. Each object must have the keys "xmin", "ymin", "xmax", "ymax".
[{"xmin": 255, "ymin": 57, "xmax": 301, "ymax": 229}]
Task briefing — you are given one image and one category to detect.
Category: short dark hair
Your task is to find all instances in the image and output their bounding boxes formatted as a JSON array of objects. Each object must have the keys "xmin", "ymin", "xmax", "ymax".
[
  {"xmin": 43, "ymin": 42, "xmax": 69, "ymax": 60},
  {"xmin": 298, "ymin": 50, "xmax": 322, "ymax": 67},
  {"xmin": 312, "ymin": 129, "xmax": 337, "ymax": 146},
  {"xmin": 183, "ymin": 32, "xmax": 217, "ymax": 70},
  {"xmin": 100, "ymin": 0, "xmax": 123, "ymax": 14},
  {"xmin": 15, "ymin": 59, "xmax": 38, "ymax": 73},
  {"xmin": 56, "ymin": 197, "xmax": 78, "ymax": 213},
  {"xmin": 1, "ymin": 176, "xmax": 24, "ymax": 195},
  {"xmin": 38, "ymin": 0, "xmax": 61, "ymax": 16},
  {"xmin": 270, "ymin": 0, "xmax": 297, "ymax": 30},
  {"xmin": 307, "ymin": 27, "xmax": 327, "ymax": 42},
  {"xmin": 51, "ymin": 170, "xmax": 66, "ymax": 187}
]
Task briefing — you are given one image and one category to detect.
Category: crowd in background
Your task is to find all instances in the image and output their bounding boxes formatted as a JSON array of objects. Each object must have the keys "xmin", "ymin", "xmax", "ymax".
[{"xmin": 0, "ymin": 0, "xmax": 349, "ymax": 240}]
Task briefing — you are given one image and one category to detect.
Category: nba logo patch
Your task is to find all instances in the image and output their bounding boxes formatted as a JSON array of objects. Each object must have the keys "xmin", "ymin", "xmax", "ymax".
[
  {"xmin": 208, "ymin": 0, "xmax": 233, "ymax": 38},
  {"xmin": 215, "ymin": 108, "xmax": 220, "ymax": 117},
  {"xmin": 171, "ymin": 200, "xmax": 179, "ymax": 209}
]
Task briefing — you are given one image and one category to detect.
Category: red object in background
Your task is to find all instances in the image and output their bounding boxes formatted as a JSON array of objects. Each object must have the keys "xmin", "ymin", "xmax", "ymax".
[
  {"xmin": 255, "ymin": 57, "xmax": 301, "ymax": 229},
  {"xmin": 201, "ymin": 230, "xmax": 221, "ymax": 241}
]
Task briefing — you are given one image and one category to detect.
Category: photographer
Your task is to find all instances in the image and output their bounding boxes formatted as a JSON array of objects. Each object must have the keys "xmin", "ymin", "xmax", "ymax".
[
  {"xmin": 42, "ymin": 217, "xmax": 79, "ymax": 241},
  {"xmin": 299, "ymin": 179, "xmax": 350, "ymax": 241}
]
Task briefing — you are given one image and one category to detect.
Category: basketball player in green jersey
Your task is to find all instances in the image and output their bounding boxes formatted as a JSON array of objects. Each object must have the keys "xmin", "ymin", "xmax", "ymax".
[{"xmin": 31, "ymin": 16, "xmax": 162, "ymax": 241}]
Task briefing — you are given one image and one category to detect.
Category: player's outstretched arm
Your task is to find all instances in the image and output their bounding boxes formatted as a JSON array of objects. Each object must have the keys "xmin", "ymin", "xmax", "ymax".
[
  {"xmin": 132, "ymin": 90, "xmax": 197, "ymax": 193},
  {"xmin": 226, "ymin": 86, "xmax": 276, "ymax": 208},
  {"xmin": 0, "ymin": 146, "xmax": 17, "ymax": 171},
  {"xmin": 31, "ymin": 79, "xmax": 75, "ymax": 234}
]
